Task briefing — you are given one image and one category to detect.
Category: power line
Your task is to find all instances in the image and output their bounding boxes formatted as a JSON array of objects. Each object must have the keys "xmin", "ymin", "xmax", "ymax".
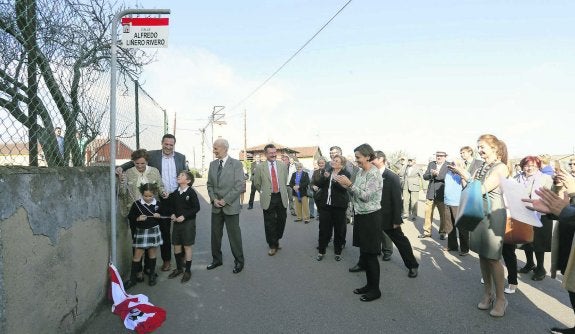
[{"xmin": 227, "ymin": 0, "xmax": 354, "ymax": 115}]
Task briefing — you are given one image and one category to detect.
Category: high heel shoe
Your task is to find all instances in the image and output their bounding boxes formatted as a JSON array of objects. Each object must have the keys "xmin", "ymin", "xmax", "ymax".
[
  {"xmin": 504, "ymin": 284, "xmax": 517, "ymax": 294},
  {"xmin": 489, "ymin": 299, "xmax": 508, "ymax": 317},
  {"xmin": 477, "ymin": 294, "xmax": 494, "ymax": 310}
]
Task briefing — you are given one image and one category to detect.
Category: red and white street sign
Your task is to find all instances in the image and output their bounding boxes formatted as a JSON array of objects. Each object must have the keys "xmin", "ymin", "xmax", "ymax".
[{"xmin": 121, "ymin": 17, "xmax": 169, "ymax": 48}]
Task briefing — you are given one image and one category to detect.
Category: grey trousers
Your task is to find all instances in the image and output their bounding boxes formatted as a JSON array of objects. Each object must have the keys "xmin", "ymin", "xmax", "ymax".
[{"xmin": 211, "ymin": 212, "xmax": 244, "ymax": 265}]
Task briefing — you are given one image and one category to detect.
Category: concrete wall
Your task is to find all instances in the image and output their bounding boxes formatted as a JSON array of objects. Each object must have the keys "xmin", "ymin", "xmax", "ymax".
[{"xmin": 0, "ymin": 167, "xmax": 132, "ymax": 334}]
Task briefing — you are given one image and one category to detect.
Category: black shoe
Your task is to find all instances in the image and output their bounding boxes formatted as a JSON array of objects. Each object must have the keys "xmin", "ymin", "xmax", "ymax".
[
  {"xmin": 181, "ymin": 271, "xmax": 191, "ymax": 283},
  {"xmin": 518, "ymin": 263, "xmax": 535, "ymax": 273},
  {"xmin": 310, "ymin": 215, "xmax": 315, "ymax": 219},
  {"xmin": 439, "ymin": 234, "xmax": 446, "ymax": 240},
  {"xmin": 382, "ymin": 253, "xmax": 392, "ymax": 261},
  {"xmin": 532, "ymin": 268, "xmax": 546, "ymax": 281},
  {"xmin": 123, "ymin": 279, "xmax": 137, "ymax": 290},
  {"xmin": 360, "ymin": 291, "xmax": 381, "ymax": 302},
  {"xmin": 316, "ymin": 254, "xmax": 324, "ymax": 261},
  {"xmin": 207, "ymin": 262, "xmax": 223, "ymax": 270},
  {"xmin": 408, "ymin": 268, "xmax": 418, "ymax": 278},
  {"xmin": 353, "ymin": 286, "xmax": 369, "ymax": 295},
  {"xmin": 233, "ymin": 263, "xmax": 244, "ymax": 274},
  {"xmin": 550, "ymin": 326, "xmax": 575, "ymax": 334},
  {"xmin": 148, "ymin": 273, "xmax": 158, "ymax": 286},
  {"xmin": 418, "ymin": 234, "xmax": 431, "ymax": 239},
  {"xmin": 349, "ymin": 265, "xmax": 364, "ymax": 273},
  {"xmin": 136, "ymin": 272, "xmax": 145, "ymax": 283},
  {"xmin": 168, "ymin": 269, "xmax": 183, "ymax": 279},
  {"xmin": 247, "ymin": 205, "xmax": 253, "ymax": 210},
  {"xmin": 459, "ymin": 251, "xmax": 469, "ymax": 256}
]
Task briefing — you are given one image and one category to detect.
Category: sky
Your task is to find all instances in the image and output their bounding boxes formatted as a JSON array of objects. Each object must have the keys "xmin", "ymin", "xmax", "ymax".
[{"xmin": 126, "ymin": 0, "xmax": 575, "ymax": 169}]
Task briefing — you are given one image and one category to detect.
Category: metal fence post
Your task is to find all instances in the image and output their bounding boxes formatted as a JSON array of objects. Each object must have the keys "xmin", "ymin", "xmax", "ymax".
[{"xmin": 110, "ymin": 8, "xmax": 170, "ymax": 267}]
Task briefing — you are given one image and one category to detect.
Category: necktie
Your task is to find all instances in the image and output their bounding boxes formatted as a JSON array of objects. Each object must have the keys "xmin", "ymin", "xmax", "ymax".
[
  {"xmin": 217, "ymin": 159, "xmax": 223, "ymax": 183},
  {"xmin": 271, "ymin": 162, "xmax": 279, "ymax": 193}
]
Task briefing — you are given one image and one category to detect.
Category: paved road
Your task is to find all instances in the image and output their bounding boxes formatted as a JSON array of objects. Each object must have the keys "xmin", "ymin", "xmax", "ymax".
[{"xmin": 84, "ymin": 178, "xmax": 572, "ymax": 333}]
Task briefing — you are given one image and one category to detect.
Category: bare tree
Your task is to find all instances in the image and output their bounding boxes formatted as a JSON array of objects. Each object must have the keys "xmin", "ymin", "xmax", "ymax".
[
  {"xmin": 0, "ymin": 0, "xmax": 153, "ymax": 166},
  {"xmin": 388, "ymin": 149, "xmax": 409, "ymax": 174}
]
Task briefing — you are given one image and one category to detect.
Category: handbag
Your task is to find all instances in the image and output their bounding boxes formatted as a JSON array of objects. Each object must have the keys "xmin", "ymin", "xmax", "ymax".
[
  {"xmin": 455, "ymin": 180, "xmax": 489, "ymax": 231},
  {"xmin": 504, "ymin": 217, "xmax": 534, "ymax": 244}
]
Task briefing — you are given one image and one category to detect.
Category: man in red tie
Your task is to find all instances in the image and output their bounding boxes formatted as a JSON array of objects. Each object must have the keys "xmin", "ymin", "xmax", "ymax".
[{"xmin": 253, "ymin": 144, "xmax": 290, "ymax": 255}]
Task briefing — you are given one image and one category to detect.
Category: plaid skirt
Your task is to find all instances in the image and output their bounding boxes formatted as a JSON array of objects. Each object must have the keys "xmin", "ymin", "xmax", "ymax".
[{"xmin": 133, "ymin": 225, "xmax": 163, "ymax": 248}]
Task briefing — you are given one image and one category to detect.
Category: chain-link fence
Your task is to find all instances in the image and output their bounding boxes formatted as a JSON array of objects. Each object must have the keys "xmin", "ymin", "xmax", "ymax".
[{"xmin": 0, "ymin": 0, "xmax": 165, "ymax": 167}]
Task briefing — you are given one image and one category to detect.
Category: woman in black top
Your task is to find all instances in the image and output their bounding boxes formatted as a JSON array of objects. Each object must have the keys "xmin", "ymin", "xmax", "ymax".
[{"xmin": 314, "ymin": 155, "xmax": 351, "ymax": 261}]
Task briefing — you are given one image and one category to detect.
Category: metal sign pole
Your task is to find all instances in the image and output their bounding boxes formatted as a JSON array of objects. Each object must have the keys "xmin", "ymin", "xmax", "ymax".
[{"xmin": 110, "ymin": 8, "xmax": 170, "ymax": 267}]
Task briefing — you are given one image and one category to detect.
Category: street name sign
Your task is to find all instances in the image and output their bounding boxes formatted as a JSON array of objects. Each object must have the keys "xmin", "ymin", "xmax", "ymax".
[{"xmin": 121, "ymin": 17, "xmax": 169, "ymax": 48}]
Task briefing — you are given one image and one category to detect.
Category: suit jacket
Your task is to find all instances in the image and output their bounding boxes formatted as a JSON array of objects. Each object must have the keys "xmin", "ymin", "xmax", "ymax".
[
  {"xmin": 399, "ymin": 165, "xmax": 423, "ymax": 192},
  {"xmin": 423, "ymin": 161, "xmax": 448, "ymax": 201},
  {"xmin": 206, "ymin": 157, "xmax": 244, "ymax": 215},
  {"xmin": 380, "ymin": 168, "xmax": 403, "ymax": 230},
  {"xmin": 253, "ymin": 160, "xmax": 289, "ymax": 210},
  {"xmin": 289, "ymin": 171, "xmax": 310, "ymax": 197},
  {"xmin": 250, "ymin": 161, "xmax": 261, "ymax": 180},
  {"xmin": 465, "ymin": 158, "xmax": 484, "ymax": 176},
  {"xmin": 121, "ymin": 150, "xmax": 187, "ymax": 176}
]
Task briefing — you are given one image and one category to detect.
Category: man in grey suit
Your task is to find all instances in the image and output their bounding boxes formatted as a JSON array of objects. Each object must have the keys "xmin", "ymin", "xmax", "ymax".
[
  {"xmin": 206, "ymin": 138, "xmax": 245, "ymax": 273},
  {"xmin": 253, "ymin": 144, "xmax": 290, "ymax": 256},
  {"xmin": 400, "ymin": 157, "xmax": 423, "ymax": 221},
  {"xmin": 116, "ymin": 133, "xmax": 187, "ymax": 272}
]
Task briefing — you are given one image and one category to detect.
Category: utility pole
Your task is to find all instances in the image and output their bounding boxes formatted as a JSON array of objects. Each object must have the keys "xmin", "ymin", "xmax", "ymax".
[
  {"xmin": 200, "ymin": 128, "xmax": 206, "ymax": 173},
  {"xmin": 172, "ymin": 112, "xmax": 177, "ymax": 136},
  {"xmin": 134, "ymin": 79, "xmax": 140, "ymax": 149},
  {"xmin": 211, "ymin": 106, "xmax": 225, "ymax": 149},
  {"xmin": 109, "ymin": 7, "xmax": 170, "ymax": 267},
  {"xmin": 243, "ymin": 109, "xmax": 247, "ymax": 162}
]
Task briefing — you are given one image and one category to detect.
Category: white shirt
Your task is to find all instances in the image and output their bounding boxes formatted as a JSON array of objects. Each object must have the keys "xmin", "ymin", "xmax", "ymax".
[
  {"xmin": 218, "ymin": 155, "xmax": 229, "ymax": 167},
  {"xmin": 162, "ymin": 153, "xmax": 178, "ymax": 192}
]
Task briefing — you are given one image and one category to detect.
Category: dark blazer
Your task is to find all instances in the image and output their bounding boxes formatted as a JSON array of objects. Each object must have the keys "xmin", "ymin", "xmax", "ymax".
[
  {"xmin": 289, "ymin": 171, "xmax": 310, "ymax": 197},
  {"xmin": 466, "ymin": 158, "xmax": 484, "ymax": 176},
  {"xmin": 164, "ymin": 187, "xmax": 200, "ymax": 220},
  {"xmin": 313, "ymin": 169, "xmax": 351, "ymax": 209},
  {"xmin": 380, "ymin": 168, "xmax": 403, "ymax": 230},
  {"xmin": 121, "ymin": 150, "xmax": 187, "ymax": 175},
  {"xmin": 423, "ymin": 161, "xmax": 448, "ymax": 201}
]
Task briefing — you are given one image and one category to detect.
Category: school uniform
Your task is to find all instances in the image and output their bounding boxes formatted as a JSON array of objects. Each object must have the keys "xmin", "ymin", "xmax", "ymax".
[
  {"xmin": 127, "ymin": 199, "xmax": 164, "ymax": 249},
  {"xmin": 166, "ymin": 186, "xmax": 201, "ymax": 246}
]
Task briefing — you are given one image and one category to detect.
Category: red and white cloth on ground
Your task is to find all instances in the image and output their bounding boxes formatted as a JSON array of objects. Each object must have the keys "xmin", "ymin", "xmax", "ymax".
[{"xmin": 108, "ymin": 264, "xmax": 166, "ymax": 333}]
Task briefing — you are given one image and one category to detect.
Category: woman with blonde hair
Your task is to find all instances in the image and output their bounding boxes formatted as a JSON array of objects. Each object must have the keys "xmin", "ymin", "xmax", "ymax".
[
  {"xmin": 449, "ymin": 134, "xmax": 509, "ymax": 317},
  {"xmin": 289, "ymin": 162, "xmax": 311, "ymax": 223}
]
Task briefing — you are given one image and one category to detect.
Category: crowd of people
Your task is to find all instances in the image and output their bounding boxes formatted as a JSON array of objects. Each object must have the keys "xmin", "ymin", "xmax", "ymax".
[{"xmin": 115, "ymin": 133, "xmax": 575, "ymax": 334}]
